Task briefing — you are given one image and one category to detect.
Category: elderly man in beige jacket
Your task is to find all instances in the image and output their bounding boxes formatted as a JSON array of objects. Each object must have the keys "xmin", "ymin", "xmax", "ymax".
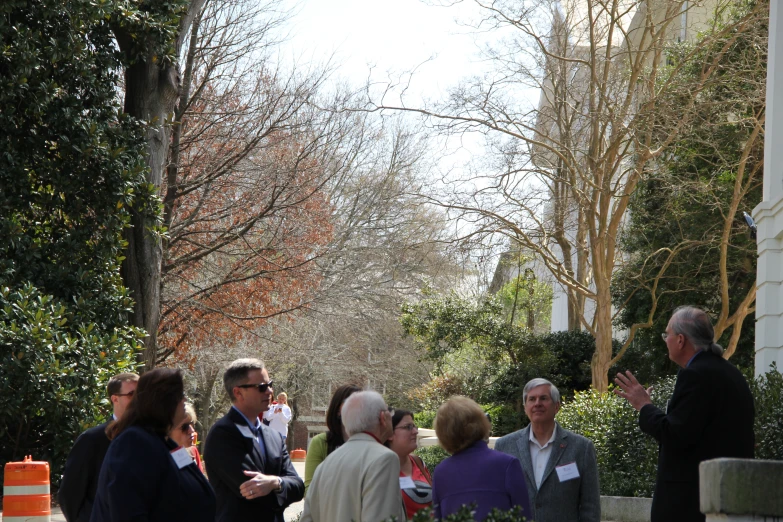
[{"xmin": 301, "ymin": 390, "xmax": 406, "ymax": 522}]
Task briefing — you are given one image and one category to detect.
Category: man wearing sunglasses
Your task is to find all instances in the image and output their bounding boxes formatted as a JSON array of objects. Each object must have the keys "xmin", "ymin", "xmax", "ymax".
[
  {"xmin": 59, "ymin": 372, "xmax": 139, "ymax": 522},
  {"xmin": 204, "ymin": 358, "xmax": 304, "ymax": 522}
]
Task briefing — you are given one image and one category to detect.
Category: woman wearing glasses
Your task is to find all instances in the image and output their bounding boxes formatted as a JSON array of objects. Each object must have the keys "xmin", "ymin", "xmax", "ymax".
[
  {"xmin": 90, "ymin": 368, "xmax": 215, "ymax": 522},
  {"xmin": 169, "ymin": 403, "xmax": 205, "ymax": 474},
  {"xmin": 385, "ymin": 409, "xmax": 432, "ymax": 519}
]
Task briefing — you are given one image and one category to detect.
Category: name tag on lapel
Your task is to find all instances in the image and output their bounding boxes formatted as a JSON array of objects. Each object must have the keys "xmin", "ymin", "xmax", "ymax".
[
  {"xmin": 171, "ymin": 447, "xmax": 193, "ymax": 469},
  {"xmin": 236, "ymin": 423, "xmax": 255, "ymax": 439},
  {"xmin": 555, "ymin": 462, "xmax": 580, "ymax": 482}
]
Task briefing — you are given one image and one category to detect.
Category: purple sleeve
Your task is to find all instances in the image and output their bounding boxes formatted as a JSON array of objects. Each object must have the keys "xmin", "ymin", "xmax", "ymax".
[
  {"xmin": 506, "ymin": 458, "xmax": 532, "ymax": 520},
  {"xmin": 432, "ymin": 470, "xmax": 442, "ymax": 520}
]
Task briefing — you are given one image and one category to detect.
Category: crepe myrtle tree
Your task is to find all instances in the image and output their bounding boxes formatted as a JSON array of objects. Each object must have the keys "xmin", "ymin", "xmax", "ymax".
[{"xmin": 371, "ymin": 0, "xmax": 766, "ymax": 390}]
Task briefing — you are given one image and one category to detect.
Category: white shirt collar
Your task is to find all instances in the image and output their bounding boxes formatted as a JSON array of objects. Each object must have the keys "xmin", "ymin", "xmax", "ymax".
[{"xmin": 528, "ymin": 423, "xmax": 557, "ymax": 449}]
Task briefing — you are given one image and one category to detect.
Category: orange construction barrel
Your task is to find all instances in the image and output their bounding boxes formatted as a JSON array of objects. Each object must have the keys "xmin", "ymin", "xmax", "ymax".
[
  {"xmin": 3, "ymin": 455, "xmax": 51, "ymax": 521},
  {"xmin": 290, "ymin": 448, "xmax": 306, "ymax": 461}
]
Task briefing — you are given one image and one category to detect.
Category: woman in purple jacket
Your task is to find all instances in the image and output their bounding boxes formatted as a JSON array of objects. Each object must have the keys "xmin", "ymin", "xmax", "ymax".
[{"xmin": 432, "ymin": 396, "xmax": 531, "ymax": 521}]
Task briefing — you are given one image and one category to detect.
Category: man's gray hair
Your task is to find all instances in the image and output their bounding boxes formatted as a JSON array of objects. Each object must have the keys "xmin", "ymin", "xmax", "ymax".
[
  {"xmin": 341, "ymin": 390, "xmax": 386, "ymax": 437},
  {"xmin": 223, "ymin": 358, "xmax": 265, "ymax": 401},
  {"xmin": 523, "ymin": 378, "xmax": 561, "ymax": 404},
  {"xmin": 670, "ymin": 306, "xmax": 723, "ymax": 355}
]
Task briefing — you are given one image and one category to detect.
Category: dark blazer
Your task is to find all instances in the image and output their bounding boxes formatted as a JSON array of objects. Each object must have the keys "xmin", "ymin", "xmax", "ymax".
[
  {"xmin": 495, "ymin": 423, "xmax": 601, "ymax": 522},
  {"xmin": 204, "ymin": 407, "xmax": 304, "ymax": 522},
  {"xmin": 89, "ymin": 426, "xmax": 216, "ymax": 522},
  {"xmin": 639, "ymin": 351, "xmax": 754, "ymax": 522},
  {"xmin": 59, "ymin": 422, "xmax": 111, "ymax": 522},
  {"xmin": 432, "ymin": 440, "xmax": 532, "ymax": 521}
]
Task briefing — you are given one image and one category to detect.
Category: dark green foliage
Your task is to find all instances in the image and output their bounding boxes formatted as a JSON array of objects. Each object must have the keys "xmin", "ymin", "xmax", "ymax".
[
  {"xmin": 557, "ymin": 378, "xmax": 676, "ymax": 497},
  {"xmin": 612, "ymin": 0, "xmax": 766, "ymax": 379},
  {"xmin": 751, "ymin": 365, "xmax": 783, "ymax": 461},
  {"xmin": 414, "ymin": 445, "xmax": 450, "ymax": 472},
  {"xmin": 401, "ymin": 293, "xmax": 547, "ymax": 368},
  {"xmin": 402, "ymin": 295, "xmax": 599, "ymax": 416},
  {"xmin": 483, "ymin": 402, "xmax": 522, "ymax": 438},
  {"xmin": 414, "ymin": 410, "xmax": 436, "ymax": 429},
  {"xmin": 0, "ymin": 0, "xmax": 152, "ymax": 486}
]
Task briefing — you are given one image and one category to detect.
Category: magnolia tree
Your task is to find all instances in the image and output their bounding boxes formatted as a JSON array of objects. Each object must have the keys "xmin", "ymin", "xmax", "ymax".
[{"xmin": 373, "ymin": 0, "xmax": 766, "ymax": 390}]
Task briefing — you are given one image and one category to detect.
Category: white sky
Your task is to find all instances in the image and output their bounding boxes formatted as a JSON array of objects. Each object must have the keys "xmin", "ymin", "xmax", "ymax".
[{"xmin": 283, "ymin": 0, "xmax": 491, "ymax": 103}]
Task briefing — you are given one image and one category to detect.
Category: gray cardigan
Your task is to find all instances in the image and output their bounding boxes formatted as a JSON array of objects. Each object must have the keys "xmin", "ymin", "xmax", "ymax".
[{"xmin": 495, "ymin": 422, "xmax": 601, "ymax": 522}]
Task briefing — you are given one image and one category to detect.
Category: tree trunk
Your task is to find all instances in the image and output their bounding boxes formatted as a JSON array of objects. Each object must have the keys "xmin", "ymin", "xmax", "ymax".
[
  {"xmin": 590, "ymin": 278, "xmax": 614, "ymax": 392},
  {"xmin": 121, "ymin": 59, "xmax": 180, "ymax": 370}
]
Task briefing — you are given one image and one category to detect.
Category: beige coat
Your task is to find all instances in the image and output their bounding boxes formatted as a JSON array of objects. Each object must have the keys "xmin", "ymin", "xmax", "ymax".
[{"xmin": 301, "ymin": 433, "xmax": 406, "ymax": 522}]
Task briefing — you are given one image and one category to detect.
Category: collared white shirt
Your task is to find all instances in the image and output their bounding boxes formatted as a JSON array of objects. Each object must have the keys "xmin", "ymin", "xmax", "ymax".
[{"xmin": 529, "ymin": 424, "xmax": 557, "ymax": 489}]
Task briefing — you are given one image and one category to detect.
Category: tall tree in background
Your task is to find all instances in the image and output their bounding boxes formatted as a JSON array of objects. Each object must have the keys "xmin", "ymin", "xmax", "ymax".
[
  {"xmin": 112, "ymin": 0, "xmax": 208, "ymax": 369},
  {"xmin": 614, "ymin": 0, "xmax": 767, "ymax": 377},
  {"xmin": 374, "ymin": 0, "xmax": 766, "ymax": 390},
  {"xmin": 0, "ymin": 0, "xmax": 150, "ymax": 483}
]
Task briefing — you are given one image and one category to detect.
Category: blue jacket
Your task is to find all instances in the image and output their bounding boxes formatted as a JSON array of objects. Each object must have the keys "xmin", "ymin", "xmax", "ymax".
[
  {"xmin": 90, "ymin": 426, "xmax": 215, "ymax": 522},
  {"xmin": 432, "ymin": 440, "xmax": 532, "ymax": 521}
]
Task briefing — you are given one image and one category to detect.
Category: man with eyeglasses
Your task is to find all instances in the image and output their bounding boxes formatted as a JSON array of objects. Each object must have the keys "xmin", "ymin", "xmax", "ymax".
[
  {"xmin": 204, "ymin": 358, "xmax": 304, "ymax": 522},
  {"xmin": 59, "ymin": 372, "xmax": 139, "ymax": 522},
  {"xmin": 301, "ymin": 390, "xmax": 406, "ymax": 522},
  {"xmin": 614, "ymin": 306, "xmax": 754, "ymax": 522}
]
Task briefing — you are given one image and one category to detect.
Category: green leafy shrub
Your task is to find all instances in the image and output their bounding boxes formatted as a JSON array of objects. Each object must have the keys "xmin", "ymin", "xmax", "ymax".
[
  {"xmin": 752, "ymin": 364, "xmax": 783, "ymax": 460},
  {"xmin": 0, "ymin": 0, "xmax": 151, "ymax": 487},
  {"xmin": 414, "ymin": 410, "xmax": 436, "ymax": 429},
  {"xmin": 483, "ymin": 403, "xmax": 523, "ymax": 437},
  {"xmin": 414, "ymin": 445, "xmax": 450, "ymax": 472},
  {"xmin": 557, "ymin": 378, "xmax": 675, "ymax": 497}
]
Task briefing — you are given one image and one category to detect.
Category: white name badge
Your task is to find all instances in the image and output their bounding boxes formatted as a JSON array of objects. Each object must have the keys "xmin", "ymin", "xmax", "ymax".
[
  {"xmin": 399, "ymin": 477, "xmax": 416, "ymax": 489},
  {"xmin": 556, "ymin": 462, "xmax": 580, "ymax": 482},
  {"xmin": 171, "ymin": 447, "xmax": 193, "ymax": 469},
  {"xmin": 236, "ymin": 423, "xmax": 255, "ymax": 439}
]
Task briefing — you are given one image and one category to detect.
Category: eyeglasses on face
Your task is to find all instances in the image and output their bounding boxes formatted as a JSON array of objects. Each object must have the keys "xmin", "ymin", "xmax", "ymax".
[
  {"xmin": 395, "ymin": 423, "xmax": 418, "ymax": 432},
  {"xmin": 237, "ymin": 381, "xmax": 273, "ymax": 393},
  {"xmin": 179, "ymin": 421, "xmax": 195, "ymax": 433},
  {"xmin": 114, "ymin": 390, "xmax": 134, "ymax": 398}
]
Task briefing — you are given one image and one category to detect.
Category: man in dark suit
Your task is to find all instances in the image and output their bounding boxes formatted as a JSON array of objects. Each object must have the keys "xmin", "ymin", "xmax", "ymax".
[
  {"xmin": 615, "ymin": 306, "xmax": 755, "ymax": 522},
  {"xmin": 58, "ymin": 373, "xmax": 139, "ymax": 522},
  {"xmin": 495, "ymin": 378, "xmax": 601, "ymax": 522},
  {"xmin": 204, "ymin": 358, "xmax": 304, "ymax": 522}
]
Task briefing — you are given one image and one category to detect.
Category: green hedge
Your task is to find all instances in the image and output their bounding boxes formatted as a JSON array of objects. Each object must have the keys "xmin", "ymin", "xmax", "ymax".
[
  {"xmin": 557, "ymin": 378, "xmax": 675, "ymax": 497},
  {"xmin": 414, "ymin": 368, "xmax": 783, "ymax": 496},
  {"xmin": 751, "ymin": 364, "xmax": 783, "ymax": 461}
]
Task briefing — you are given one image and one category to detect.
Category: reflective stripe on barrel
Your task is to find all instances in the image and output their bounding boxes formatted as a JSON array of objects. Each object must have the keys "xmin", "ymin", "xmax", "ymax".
[{"xmin": 3, "ymin": 456, "xmax": 51, "ymax": 521}]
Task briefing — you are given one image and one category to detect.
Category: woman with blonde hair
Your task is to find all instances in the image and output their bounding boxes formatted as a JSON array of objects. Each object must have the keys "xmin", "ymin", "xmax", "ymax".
[
  {"xmin": 169, "ymin": 403, "xmax": 205, "ymax": 474},
  {"xmin": 431, "ymin": 396, "xmax": 531, "ymax": 521}
]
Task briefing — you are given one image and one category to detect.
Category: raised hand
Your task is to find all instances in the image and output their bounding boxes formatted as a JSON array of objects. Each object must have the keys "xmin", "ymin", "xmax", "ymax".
[{"xmin": 613, "ymin": 370, "xmax": 653, "ymax": 411}]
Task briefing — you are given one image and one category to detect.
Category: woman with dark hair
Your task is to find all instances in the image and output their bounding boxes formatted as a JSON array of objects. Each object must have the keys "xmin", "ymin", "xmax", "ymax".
[
  {"xmin": 90, "ymin": 368, "xmax": 215, "ymax": 522},
  {"xmin": 303, "ymin": 384, "xmax": 361, "ymax": 495},
  {"xmin": 385, "ymin": 409, "xmax": 432, "ymax": 519}
]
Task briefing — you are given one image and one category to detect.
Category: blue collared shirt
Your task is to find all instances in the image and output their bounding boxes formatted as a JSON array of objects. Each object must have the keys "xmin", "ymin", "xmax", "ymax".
[
  {"xmin": 686, "ymin": 350, "xmax": 703, "ymax": 368},
  {"xmin": 232, "ymin": 405, "xmax": 266, "ymax": 458}
]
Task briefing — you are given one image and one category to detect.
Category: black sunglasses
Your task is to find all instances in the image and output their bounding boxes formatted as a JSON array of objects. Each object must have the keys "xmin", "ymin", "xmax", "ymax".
[
  {"xmin": 237, "ymin": 381, "xmax": 273, "ymax": 393},
  {"xmin": 180, "ymin": 421, "xmax": 195, "ymax": 433}
]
